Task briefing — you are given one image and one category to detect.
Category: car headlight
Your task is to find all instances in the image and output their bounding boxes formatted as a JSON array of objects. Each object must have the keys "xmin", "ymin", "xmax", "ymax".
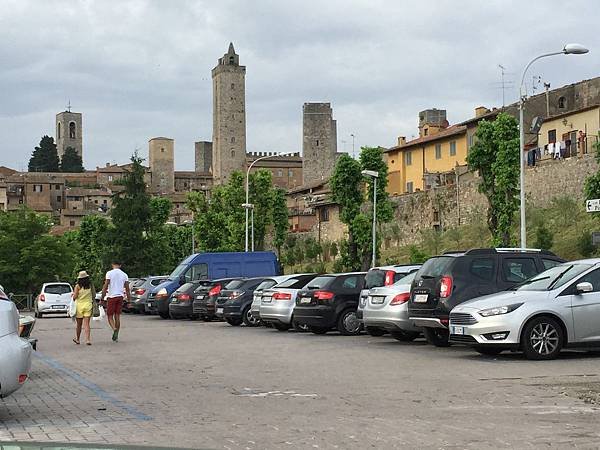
[{"xmin": 479, "ymin": 303, "xmax": 523, "ymax": 317}]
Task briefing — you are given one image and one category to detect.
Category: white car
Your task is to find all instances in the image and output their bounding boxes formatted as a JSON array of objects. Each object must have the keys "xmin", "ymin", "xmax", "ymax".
[
  {"xmin": 0, "ymin": 299, "xmax": 32, "ymax": 398},
  {"xmin": 35, "ymin": 282, "xmax": 73, "ymax": 318},
  {"xmin": 450, "ymin": 259, "xmax": 600, "ymax": 360}
]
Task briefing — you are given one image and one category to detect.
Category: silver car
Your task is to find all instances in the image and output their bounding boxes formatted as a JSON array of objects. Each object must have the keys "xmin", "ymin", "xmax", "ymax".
[
  {"xmin": 258, "ymin": 274, "xmax": 319, "ymax": 331},
  {"xmin": 450, "ymin": 259, "xmax": 600, "ymax": 360},
  {"xmin": 35, "ymin": 282, "xmax": 73, "ymax": 318},
  {"xmin": 0, "ymin": 298, "xmax": 32, "ymax": 398},
  {"xmin": 363, "ymin": 272, "xmax": 421, "ymax": 341},
  {"xmin": 358, "ymin": 264, "xmax": 421, "ymax": 336},
  {"xmin": 250, "ymin": 274, "xmax": 308, "ymax": 324}
]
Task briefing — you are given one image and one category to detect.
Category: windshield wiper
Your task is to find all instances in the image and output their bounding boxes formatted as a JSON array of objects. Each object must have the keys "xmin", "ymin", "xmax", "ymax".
[
  {"xmin": 510, "ymin": 276, "xmax": 550, "ymax": 290},
  {"xmin": 547, "ymin": 267, "xmax": 573, "ymax": 290}
]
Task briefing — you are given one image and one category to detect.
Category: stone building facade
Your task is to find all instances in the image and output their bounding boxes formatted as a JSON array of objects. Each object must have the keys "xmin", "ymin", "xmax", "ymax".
[
  {"xmin": 148, "ymin": 137, "xmax": 175, "ymax": 194},
  {"xmin": 302, "ymin": 103, "xmax": 338, "ymax": 185},
  {"xmin": 247, "ymin": 152, "xmax": 303, "ymax": 190},
  {"xmin": 56, "ymin": 110, "xmax": 83, "ymax": 160},
  {"xmin": 211, "ymin": 43, "xmax": 247, "ymax": 184},
  {"xmin": 195, "ymin": 141, "xmax": 213, "ymax": 173}
]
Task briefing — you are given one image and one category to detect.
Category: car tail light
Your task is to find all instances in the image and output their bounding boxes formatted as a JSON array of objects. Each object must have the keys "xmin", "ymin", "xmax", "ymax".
[
  {"xmin": 384, "ymin": 270, "xmax": 396, "ymax": 286},
  {"xmin": 440, "ymin": 318, "xmax": 449, "ymax": 326},
  {"xmin": 208, "ymin": 284, "xmax": 222, "ymax": 296},
  {"xmin": 178, "ymin": 293, "xmax": 191, "ymax": 301},
  {"xmin": 314, "ymin": 291, "xmax": 334, "ymax": 301},
  {"xmin": 390, "ymin": 292, "xmax": 410, "ymax": 305},
  {"xmin": 18, "ymin": 374, "xmax": 27, "ymax": 384},
  {"xmin": 229, "ymin": 291, "xmax": 243, "ymax": 299},
  {"xmin": 272, "ymin": 292, "xmax": 292, "ymax": 300},
  {"xmin": 439, "ymin": 276, "xmax": 453, "ymax": 298},
  {"xmin": 135, "ymin": 288, "xmax": 146, "ymax": 295},
  {"xmin": 39, "ymin": 294, "xmax": 45, "ymax": 302}
]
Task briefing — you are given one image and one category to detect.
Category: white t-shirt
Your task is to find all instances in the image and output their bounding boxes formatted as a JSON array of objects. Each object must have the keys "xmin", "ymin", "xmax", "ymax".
[{"xmin": 105, "ymin": 268, "xmax": 129, "ymax": 299}]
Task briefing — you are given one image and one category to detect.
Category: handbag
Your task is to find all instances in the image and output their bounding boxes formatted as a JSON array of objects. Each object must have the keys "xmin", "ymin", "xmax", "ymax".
[{"xmin": 92, "ymin": 286, "xmax": 100, "ymax": 318}]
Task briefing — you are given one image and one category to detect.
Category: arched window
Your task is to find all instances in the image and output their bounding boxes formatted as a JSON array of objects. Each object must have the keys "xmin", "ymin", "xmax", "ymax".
[
  {"xmin": 558, "ymin": 96, "xmax": 567, "ymax": 109},
  {"xmin": 231, "ymin": 150, "xmax": 235, "ymax": 158},
  {"xmin": 229, "ymin": 56, "xmax": 235, "ymax": 65},
  {"xmin": 230, "ymin": 137, "xmax": 235, "ymax": 143},
  {"xmin": 57, "ymin": 122, "xmax": 61, "ymax": 139},
  {"xmin": 69, "ymin": 122, "xmax": 76, "ymax": 139},
  {"xmin": 231, "ymin": 83, "xmax": 235, "ymax": 89}
]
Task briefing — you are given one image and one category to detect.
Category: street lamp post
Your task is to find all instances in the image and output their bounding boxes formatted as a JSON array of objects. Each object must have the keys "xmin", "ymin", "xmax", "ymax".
[
  {"xmin": 361, "ymin": 169, "xmax": 379, "ymax": 268},
  {"xmin": 518, "ymin": 43, "xmax": 588, "ymax": 249},
  {"xmin": 244, "ymin": 153, "xmax": 293, "ymax": 252},
  {"xmin": 351, "ymin": 134, "xmax": 356, "ymax": 158}
]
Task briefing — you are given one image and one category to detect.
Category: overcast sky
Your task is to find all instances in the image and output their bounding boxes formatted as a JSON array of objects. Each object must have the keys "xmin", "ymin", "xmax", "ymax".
[{"xmin": 1, "ymin": 0, "xmax": 598, "ymax": 171}]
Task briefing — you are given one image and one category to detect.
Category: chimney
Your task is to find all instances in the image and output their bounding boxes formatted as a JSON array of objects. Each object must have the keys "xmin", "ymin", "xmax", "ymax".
[
  {"xmin": 475, "ymin": 106, "xmax": 490, "ymax": 118},
  {"xmin": 106, "ymin": 162, "xmax": 110, "ymax": 167},
  {"xmin": 397, "ymin": 136, "xmax": 406, "ymax": 146}
]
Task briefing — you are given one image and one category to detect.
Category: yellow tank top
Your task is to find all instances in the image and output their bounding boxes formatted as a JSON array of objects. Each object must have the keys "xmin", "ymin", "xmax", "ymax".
[{"xmin": 77, "ymin": 288, "xmax": 93, "ymax": 306}]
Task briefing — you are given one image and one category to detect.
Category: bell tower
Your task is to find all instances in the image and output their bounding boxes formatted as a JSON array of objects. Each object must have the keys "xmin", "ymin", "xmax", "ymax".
[{"xmin": 56, "ymin": 104, "xmax": 83, "ymax": 161}]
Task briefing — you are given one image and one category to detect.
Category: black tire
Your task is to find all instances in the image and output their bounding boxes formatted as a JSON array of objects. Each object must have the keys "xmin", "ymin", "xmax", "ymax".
[
  {"xmin": 337, "ymin": 309, "xmax": 362, "ymax": 336},
  {"xmin": 190, "ymin": 314, "xmax": 199, "ymax": 321},
  {"xmin": 242, "ymin": 307, "xmax": 261, "ymax": 327},
  {"xmin": 309, "ymin": 326, "xmax": 329, "ymax": 335},
  {"xmin": 292, "ymin": 318, "xmax": 309, "ymax": 332},
  {"xmin": 390, "ymin": 330, "xmax": 419, "ymax": 342},
  {"xmin": 202, "ymin": 316, "xmax": 212, "ymax": 322},
  {"xmin": 521, "ymin": 316, "xmax": 564, "ymax": 360},
  {"xmin": 366, "ymin": 326, "xmax": 386, "ymax": 337},
  {"xmin": 474, "ymin": 346, "xmax": 504, "ymax": 356},
  {"xmin": 273, "ymin": 322, "xmax": 291, "ymax": 332},
  {"xmin": 159, "ymin": 311, "xmax": 170, "ymax": 319},
  {"xmin": 423, "ymin": 327, "xmax": 451, "ymax": 347},
  {"xmin": 226, "ymin": 317, "xmax": 243, "ymax": 326}
]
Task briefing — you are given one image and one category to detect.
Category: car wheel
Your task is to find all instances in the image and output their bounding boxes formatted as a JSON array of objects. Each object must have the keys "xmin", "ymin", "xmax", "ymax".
[
  {"xmin": 202, "ymin": 316, "xmax": 212, "ymax": 322},
  {"xmin": 190, "ymin": 314, "xmax": 199, "ymax": 321},
  {"xmin": 159, "ymin": 311, "xmax": 170, "ymax": 319},
  {"xmin": 242, "ymin": 307, "xmax": 261, "ymax": 327},
  {"xmin": 390, "ymin": 330, "xmax": 419, "ymax": 342},
  {"xmin": 474, "ymin": 346, "xmax": 504, "ymax": 356},
  {"xmin": 522, "ymin": 316, "xmax": 564, "ymax": 360},
  {"xmin": 337, "ymin": 309, "xmax": 362, "ymax": 336},
  {"xmin": 292, "ymin": 318, "xmax": 309, "ymax": 332},
  {"xmin": 226, "ymin": 317, "xmax": 242, "ymax": 326},
  {"xmin": 365, "ymin": 326, "xmax": 386, "ymax": 337},
  {"xmin": 423, "ymin": 327, "xmax": 451, "ymax": 347},
  {"xmin": 273, "ymin": 322, "xmax": 291, "ymax": 332},
  {"xmin": 309, "ymin": 326, "xmax": 329, "ymax": 334}
]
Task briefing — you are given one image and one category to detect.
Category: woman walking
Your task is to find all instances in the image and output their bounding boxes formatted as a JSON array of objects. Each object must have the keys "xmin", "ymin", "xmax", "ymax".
[{"xmin": 73, "ymin": 271, "xmax": 94, "ymax": 346}]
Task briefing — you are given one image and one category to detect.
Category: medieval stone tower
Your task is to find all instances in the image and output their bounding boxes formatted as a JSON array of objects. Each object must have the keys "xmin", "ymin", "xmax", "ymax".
[
  {"xmin": 56, "ymin": 110, "xmax": 83, "ymax": 161},
  {"xmin": 211, "ymin": 43, "xmax": 247, "ymax": 184},
  {"xmin": 302, "ymin": 103, "xmax": 338, "ymax": 184},
  {"xmin": 148, "ymin": 137, "xmax": 175, "ymax": 194}
]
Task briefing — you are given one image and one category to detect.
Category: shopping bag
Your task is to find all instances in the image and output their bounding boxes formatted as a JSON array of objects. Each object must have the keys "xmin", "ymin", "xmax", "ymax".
[
  {"xmin": 68, "ymin": 299, "xmax": 77, "ymax": 318},
  {"xmin": 93, "ymin": 305, "xmax": 105, "ymax": 322},
  {"xmin": 92, "ymin": 299, "xmax": 100, "ymax": 318}
]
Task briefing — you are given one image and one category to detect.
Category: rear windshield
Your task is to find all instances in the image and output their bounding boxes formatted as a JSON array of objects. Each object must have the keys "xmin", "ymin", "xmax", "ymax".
[
  {"xmin": 175, "ymin": 282, "xmax": 197, "ymax": 294},
  {"xmin": 224, "ymin": 279, "xmax": 245, "ymax": 290},
  {"xmin": 365, "ymin": 270, "xmax": 386, "ymax": 289},
  {"xmin": 45, "ymin": 284, "xmax": 72, "ymax": 294},
  {"xmin": 416, "ymin": 257, "xmax": 455, "ymax": 278},
  {"xmin": 304, "ymin": 276, "xmax": 334, "ymax": 289},
  {"xmin": 275, "ymin": 275, "xmax": 316, "ymax": 289},
  {"xmin": 151, "ymin": 278, "xmax": 168, "ymax": 286},
  {"xmin": 394, "ymin": 272, "xmax": 417, "ymax": 286},
  {"xmin": 132, "ymin": 279, "xmax": 146, "ymax": 287},
  {"xmin": 256, "ymin": 280, "xmax": 277, "ymax": 291}
]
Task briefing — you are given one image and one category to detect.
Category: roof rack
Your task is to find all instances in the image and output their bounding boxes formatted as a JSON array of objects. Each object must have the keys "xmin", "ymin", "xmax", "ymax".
[
  {"xmin": 392, "ymin": 263, "xmax": 423, "ymax": 268},
  {"xmin": 464, "ymin": 248, "xmax": 557, "ymax": 256},
  {"xmin": 443, "ymin": 250, "xmax": 467, "ymax": 255}
]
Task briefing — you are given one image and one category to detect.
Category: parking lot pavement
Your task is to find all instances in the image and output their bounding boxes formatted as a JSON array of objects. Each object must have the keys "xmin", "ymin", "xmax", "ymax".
[{"xmin": 2, "ymin": 315, "xmax": 600, "ymax": 449}]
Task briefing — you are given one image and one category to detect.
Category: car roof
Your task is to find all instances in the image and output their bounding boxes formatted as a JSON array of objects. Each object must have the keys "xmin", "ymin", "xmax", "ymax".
[
  {"xmin": 563, "ymin": 258, "xmax": 600, "ymax": 265},
  {"xmin": 319, "ymin": 272, "xmax": 367, "ymax": 277},
  {"xmin": 43, "ymin": 282, "xmax": 72, "ymax": 286},
  {"xmin": 369, "ymin": 264, "xmax": 421, "ymax": 271}
]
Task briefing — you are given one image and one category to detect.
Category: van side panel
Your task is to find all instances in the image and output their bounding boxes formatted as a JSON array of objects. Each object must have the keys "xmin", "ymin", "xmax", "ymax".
[{"xmin": 189, "ymin": 252, "xmax": 278, "ymax": 280}]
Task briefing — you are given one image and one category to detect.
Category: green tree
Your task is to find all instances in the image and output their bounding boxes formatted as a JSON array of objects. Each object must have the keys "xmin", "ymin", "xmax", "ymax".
[
  {"xmin": 249, "ymin": 170, "xmax": 275, "ymax": 250},
  {"xmin": 0, "ymin": 208, "xmax": 73, "ymax": 293},
  {"xmin": 577, "ymin": 231, "xmax": 595, "ymax": 257},
  {"xmin": 110, "ymin": 153, "xmax": 152, "ymax": 276},
  {"xmin": 408, "ymin": 245, "xmax": 430, "ymax": 264},
  {"xmin": 60, "ymin": 147, "xmax": 84, "ymax": 172},
  {"xmin": 28, "ymin": 135, "xmax": 60, "ymax": 172},
  {"xmin": 271, "ymin": 188, "xmax": 289, "ymax": 258},
  {"xmin": 584, "ymin": 138, "xmax": 600, "ymax": 202},
  {"xmin": 534, "ymin": 224, "xmax": 554, "ymax": 250},
  {"xmin": 466, "ymin": 113, "xmax": 520, "ymax": 246}
]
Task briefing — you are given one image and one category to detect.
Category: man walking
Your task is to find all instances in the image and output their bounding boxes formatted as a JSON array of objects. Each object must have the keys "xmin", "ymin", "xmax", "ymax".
[{"xmin": 100, "ymin": 260, "xmax": 131, "ymax": 342}]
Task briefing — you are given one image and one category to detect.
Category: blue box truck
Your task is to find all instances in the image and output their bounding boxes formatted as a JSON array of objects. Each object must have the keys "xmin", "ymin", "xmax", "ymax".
[{"xmin": 146, "ymin": 251, "xmax": 280, "ymax": 318}]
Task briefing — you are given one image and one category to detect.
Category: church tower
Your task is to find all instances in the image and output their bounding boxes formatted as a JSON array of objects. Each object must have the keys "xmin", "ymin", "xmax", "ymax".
[
  {"xmin": 56, "ymin": 108, "xmax": 83, "ymax": 161},
  {"xmin": 211, "ymin": 42, "xmax": 247, "ymax": 184}
]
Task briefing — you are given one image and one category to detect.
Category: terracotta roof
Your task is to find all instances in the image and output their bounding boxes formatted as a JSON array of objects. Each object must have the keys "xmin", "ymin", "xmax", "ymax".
[
  {"xmin": 65, "ymin": 188, "xmax": 112, "ymax": 197},
  {"xmin": 0, "ymin": 166, "xmax": 18, "ymax": 177},
  {"xmin": 385, "ymin": 125, "xmax": 467, "ymax": 153},
  {"xmin": 459, "ymin": 109, "xmax": 501, "ymax": 126}
]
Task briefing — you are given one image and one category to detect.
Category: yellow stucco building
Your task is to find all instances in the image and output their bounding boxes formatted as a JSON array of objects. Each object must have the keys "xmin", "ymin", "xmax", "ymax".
[
  {"xmin": 385, "ymin": 108, "xmax": 471, "ymax": 195},
  {"xmin": 537, "ymin": 105, "xmax": 599, "ymax": 158}
]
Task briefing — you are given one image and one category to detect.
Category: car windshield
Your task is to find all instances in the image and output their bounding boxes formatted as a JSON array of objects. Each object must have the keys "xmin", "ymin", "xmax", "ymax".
[
  {"xmin": 514, "ymin": 263, "xmax": 593, "ymax": 291},
  {"xmin": 224, "ymin": 279, "xmax": 245, "ymax": 290},
  {"xmin": 45, "ymin": 284, "xmax": 72, "ymax": 294},
  {"xmin": 394, "ymin": 272, "xmax": 417, "ymax": 286},
  {"xmin": 169, "ymin": 264, "xmax": 188, "ymax": 278},
  {"xmin": 305, "ymin": 276, "xmax": 334, "ymax": 289},
  {"xmin": 416, "ymin": 256, "xmax": 454, "ymax": 278}
]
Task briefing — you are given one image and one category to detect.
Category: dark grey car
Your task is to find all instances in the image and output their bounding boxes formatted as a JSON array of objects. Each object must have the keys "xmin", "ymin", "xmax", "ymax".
[{"xmin": 129, "ymin": 276, "xmax": 169, "ymax": 314}]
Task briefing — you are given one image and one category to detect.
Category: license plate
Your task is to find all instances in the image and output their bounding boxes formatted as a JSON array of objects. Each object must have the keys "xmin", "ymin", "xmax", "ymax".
[
  {"xmin": 371, "ymin": 296, "xmax": 384, "ymax": 304},
  {"xmin": 147, "ymin": 302, "xmax": 154, "ymax": 307},
  {"xmin": 452, "ymin": 326, "xmax": 464, "ymax": 335},
  {"xmin": 196, "ymin": 295, "xmax": 205, "ymax": 300},
  {"xmin": 414, "ymin": 294, "xmax": 428, "ymax": 303},
  {"xmin": 300, "ymin": 297, "xmax": 311, "ymax": 304},
  {"xmin": 52, "ymin": 305, "xmax": 65, "ymax": 309},
  {"xmin": 216, "ymin": 307, "xmax": 224, "ymax": 314},
  {"xmin": 262, "ymin": 297, "xmax": 272, "ymax": 303}
]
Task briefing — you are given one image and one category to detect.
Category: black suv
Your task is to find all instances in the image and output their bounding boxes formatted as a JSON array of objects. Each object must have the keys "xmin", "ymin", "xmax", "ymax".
[
  {"xmin": 294, "ymin": 272, "xmax": 366, "ymax": 335},
  {"xmin": 218, "ymin": 277, "xmax": 272, "ymax": 326},
  {"xmin": 192, "ymin": 278, "xmax": 241, "ymax": 321},
  {"xmin": 408, "ymin": 248, "xmax": 565, "ymax": 347}
]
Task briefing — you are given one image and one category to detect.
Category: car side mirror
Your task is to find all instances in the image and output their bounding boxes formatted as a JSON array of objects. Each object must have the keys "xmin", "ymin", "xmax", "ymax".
[{"xmin": 576, "ymin": 282, "xmax": 593, "ymax": 294}]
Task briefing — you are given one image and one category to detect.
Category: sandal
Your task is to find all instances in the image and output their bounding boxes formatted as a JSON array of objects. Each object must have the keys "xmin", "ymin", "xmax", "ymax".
[
  {"xmin": 86, "ymin": 342, "xmax": 92, "ymax": 346},
  {"xmin": 73, "ymin": 338, "xmax": 80, "ymax": 345}
]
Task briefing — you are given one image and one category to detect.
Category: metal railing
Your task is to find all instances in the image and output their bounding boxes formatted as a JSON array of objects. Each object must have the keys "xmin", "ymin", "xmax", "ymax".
[{"xmin": 10, "ymin": 294, "xmax": 34, "ymax": 312}]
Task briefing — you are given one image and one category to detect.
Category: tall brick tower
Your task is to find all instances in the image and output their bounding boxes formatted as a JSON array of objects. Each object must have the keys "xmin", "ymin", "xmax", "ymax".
[
  {"xmin": 302, "ymin": 102, "xmax": 338, "ymax": 184},
  {"xmin": 148, "ymin": 137, "xmax": 175, "ymax": 194},
  {"xmin": 56, "ymin": 108, "xmax": 83, "ymax": 161},
  {"xmin": 211, "ymin": 42, "xmax": 247, "ymax": 184}
]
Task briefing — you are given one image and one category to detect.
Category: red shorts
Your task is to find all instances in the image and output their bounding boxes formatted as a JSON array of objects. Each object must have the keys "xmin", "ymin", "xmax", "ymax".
[{"xmin": 106, "ymin": 296, "xmax": 124, "ymax": 316}]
